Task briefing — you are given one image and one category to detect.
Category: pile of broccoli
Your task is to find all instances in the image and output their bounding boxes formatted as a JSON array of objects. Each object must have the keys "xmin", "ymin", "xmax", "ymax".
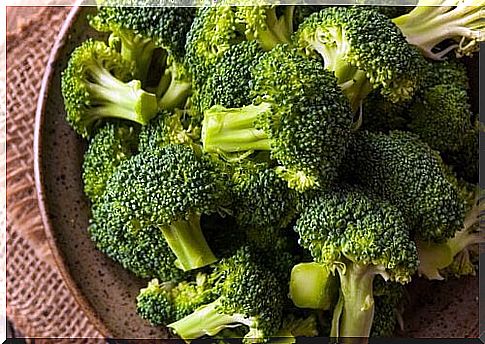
[{"xmin": 61, "ymin": 1, "xmax": 482, "ymax": 342}]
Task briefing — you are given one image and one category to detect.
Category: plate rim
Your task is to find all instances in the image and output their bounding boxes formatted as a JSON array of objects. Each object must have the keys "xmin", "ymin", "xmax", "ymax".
[{"xmin": 33, "ymin": 4, "xmax": 113, "ymax": 339}]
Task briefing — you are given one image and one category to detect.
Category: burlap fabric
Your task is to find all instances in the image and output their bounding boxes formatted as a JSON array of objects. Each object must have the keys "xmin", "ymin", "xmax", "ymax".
[{"xmin": 6, "ymin": 7, "xmax": 103, "ymax": 340}]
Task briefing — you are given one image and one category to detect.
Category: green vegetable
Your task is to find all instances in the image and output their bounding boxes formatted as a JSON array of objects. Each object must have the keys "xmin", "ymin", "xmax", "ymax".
[
  {"xmin": 61, "ymin": 39, "xmax": 158, "ymax": 137},
  {"xmin": 202, "ymin": 44, "xmax": 353, "ymax": 191},
  {"xmin": 393, "ymin": 0, "xmax": 485, "ymax": 59}
]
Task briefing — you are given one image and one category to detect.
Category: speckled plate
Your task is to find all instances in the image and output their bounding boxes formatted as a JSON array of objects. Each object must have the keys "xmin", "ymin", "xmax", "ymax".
[{"xmin": 34, "ymin": 4, "xmax": 479, "ymax": 340}]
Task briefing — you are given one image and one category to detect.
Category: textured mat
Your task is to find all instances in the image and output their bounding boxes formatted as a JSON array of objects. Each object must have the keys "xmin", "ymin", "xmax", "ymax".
[{"xmin": 6, "ymin": 7, "xmax": 102, "ymax": 340}]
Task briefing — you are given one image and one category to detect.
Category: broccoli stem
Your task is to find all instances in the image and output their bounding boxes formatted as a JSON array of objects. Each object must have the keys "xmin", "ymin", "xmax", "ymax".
[
  {"xmin": 202, "ymin": 103, "xmax": 272, "ymax": 154},
  {"xmin": 169, "ymin": 299, "xmax": 246, "ymax": 340},
  {"xmin": 392, "ymin": 1, "xmax": 485, "ymax": 59},
  {"xmin": 85, "ymin": 63, "xmax": 158, "ymax": 124},
  {"xmin": 334, "ymin": 263, "xmax": 377, "ymax": 341},
  {"xmin": 417, "ymin": 200, "xmax": 483, "ymax": 279},
  {"xmin": 158, "ymin": 78, "xmax": 192, "ymax": 110},
  {"xmin": 311, "ymin": 35, "xmax": 372, "ymax": 112},
  {"xmin": 118, "ymin": 32, "xmax": 157, "ymax": 81},
  {"xmin": 161, "ymin": 213, "xmax": 217, "ymax": 271},
  {"xmin": 289, "ymin": 262, "xmax": 337, "ymax": 310}
]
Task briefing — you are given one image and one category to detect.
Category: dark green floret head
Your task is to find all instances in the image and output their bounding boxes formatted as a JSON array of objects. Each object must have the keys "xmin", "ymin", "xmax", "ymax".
[
  {"xmin": 408, "ymin": 84, "xmax": 474, "ymax": 153},
  {"xmin": 294, "ymin": 6, "xmax": 424, "ymax": 108},
  {"xmin": 90, "ymin": 144, "xmax": 230, "ymax": 272},
  {"xmin": 168, "ymin": 246, "xmax": 285, "ymax": 342},
  {"xmin": 230, "ymin": 161, "xmax": 299, "ymax": 228},
  {"xmin": 61, "ymin": 39, "xmax": 158, "ymax": 138},
  {"xmin": 82, "ymin": 121, "xmax": 138, "ymax": 203},
  {"xmin": 194, "ymin": 40, "xmax": 265, "ymax": 113},
  {"xmin": 344, "ymin": 131, "xmax": 466, "ymax": 242},
  {"xmin": 202, "ymin": 44, "xmax": 353, "ymax": 192}
]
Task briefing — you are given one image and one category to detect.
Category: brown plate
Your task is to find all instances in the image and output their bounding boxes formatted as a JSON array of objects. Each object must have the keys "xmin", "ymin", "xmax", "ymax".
[{"xmin": 34, "ymin": 4, "xmax": 479, "ymax": 340}]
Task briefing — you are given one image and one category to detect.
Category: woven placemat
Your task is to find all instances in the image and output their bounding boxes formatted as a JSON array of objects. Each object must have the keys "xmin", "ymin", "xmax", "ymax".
[{"xmin": 6, "ymin": 7, "xmax": 103, "ymax": 339}]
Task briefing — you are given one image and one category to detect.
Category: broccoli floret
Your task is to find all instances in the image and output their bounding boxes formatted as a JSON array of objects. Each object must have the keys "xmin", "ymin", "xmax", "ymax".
[
  {"xmin": 294, "ymin": 185, "xmax": 418, "ymax": 339},
  {"xmin": 371, "ymin": 277, "xmax": 406, "ymax": 337},
  {"xmin": 343, "ymin": 131, "xmax": 466, "ymax": 243},
  {"xmin": 61, "ymin": 39, "xmax": 158, "ymax": 138},
  {"xmin": 417, "ymin": 183, "xmax": 482, "ymax": 280},
  {"xmin": 168, "ymin": 246, "xmax": 286, "ymax": 342},
  {"xmin": 192, "ymin": 41, "xmax": 265, "ymax": 115},
  {"xmin": 89, "ymin": 144, "xmax": 231, "ymax": 272},
  {"xmin": 408, "ymin": 84, "xmax": 474, "ymax": 153},
  {"xmin": 137, "ymin": 110, "xmax": 199, "ymax": 153},
  {"xmin": 370, "ymin": 5, "xmax": 414, "ymax": 19},
  {"xmin": 293, "ymin": 5, "xmax": 327, "ymax": 30},
  {"xmin": 136, "ymin": 273, "xmax": 215, "ymax": 326},
  {"xmin": 444, "ymin": 122, "xmax": 479, "ymax": 183},
  {"xmin": 90, "ymin": 3, "xmax": 195, "ymax": 78},
  {"xmin": 185, "ymin": 5, "xmax": 293, "ymax": 87},
  {"xmin": 230, "ymin": 161, "xmax": 299, "ymax": 228},
  {"xmin": 392, "ymin": 0, "xmax": 485, "ymax": 59},
  {"xmin": 202, "ymin": 44, "xmax": 353, "ymax": 191},
  {"xmin": 421, "ymin": 58, "xmax": 470, "ymax": 90},
  {"xmin": 82, "ymin": 121, "xmax": 138, "ymax": 203},
  {"xmin": 289, "ymin": 262, "xmax": 338, "ymax": 311},
  {"xmin": 294, "ymin": 6, "xmax": 425, "ymax": 111}
]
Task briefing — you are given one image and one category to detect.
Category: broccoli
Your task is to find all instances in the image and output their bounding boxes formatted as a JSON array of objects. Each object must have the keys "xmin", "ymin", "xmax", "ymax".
[
  {"xmin": 192, "ymin": 41, "xmax": 265, "ymax": 115},
  {"xmin": 294, "ymin": 185, "xmax": 418, "ymax": 339},
  {"xmin": 392, "ymin": 0, "xmax": 485, "ymax": 60},
  {"xmin": 82, "ymin": 121, "xmax": 138, "ymax": 203},
  {"xmin": 90, "ymin": 2, "xmax": 195, "ymax": 79},
  {"xmin": 89, "ymin": 144, "xmax": 230, "ymax": 272},
  {"xmin": 61, "ymin": 39, "xmax": 158, "ymax": 138},
  {"xmin": 202, "ymin": 44, "xmax": 353, "ymax": 191},
  {"xmin": 136, "ymin": 273, "xmax": 215, "ymax": 326},
  {"xmin": 168, "ymin": 246, "xmax": 286, "ymax": 342},
  {"xmin": 444, "ymin": 122, "xmax": 480, "ymax": 183},
  {"xmin": 417, "ymin": 183, "xmax": 482, "ymax": 280},
  {"xmin": 371, "ymin": 277, "xmax": 406, "ymax": 337},
  {"xmin": 137, "ymin": 110, "xmax": 199, "ymax": 153},
  {"xmin": 293, "ymin": 5, "xmax": 327, "ymax": 30},
  {"xmin": 408, "ymin": 84, "xmax": 474, "ymax": 153},
  {"xmin": 185, "ymin": 5, "xmax": 293, "ymax": 87},
  {"xmin": 230, "ymin": 161, "xmax": 299, "ymax": 228},
  {"xmin": 343, "ymin": 131, "xmax": 466, "ymax": 243},
  {"xmin": 294, "ymin": 6, "xmax": 425, "ymax": 111},
  {"xmin": 289, "ymin": 262, "xmax": 338, "ymax": 311},
  {"xmin": 370, "ymin": 5, "xmax": 414, "ymax": 19},
  {"xmin": 276, "ymin": 313, "xmax": 319, "ymax": 341},
  {"xmin": 421, "ymin": 58, "xmax": 470, "ymax": 90}
]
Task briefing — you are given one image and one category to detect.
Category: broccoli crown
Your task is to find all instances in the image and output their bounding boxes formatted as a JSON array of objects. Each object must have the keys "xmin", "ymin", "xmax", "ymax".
[
  {"xmin": 90, "ymin": 3, "xmax": 195, "ymax": 60},
  {"xmin": 82, "ymin": 121, "xmax": 138, "ymax": 203},
  {"xmin": 421, "ymin": 58, "xmax": 470, "ymax": 91},
  {"xmin": 61, "ymin": 39, "xmax": 158, "ymax": 137},
  {"xmin": 444, "ymin": 122, "xmax": 479, "ymax": 183},
  {"xmin": 185, "ymin": 5, "xmax": 293, "ymax": 88},
  {"xmin": 295, "ymin": 185, "xmax": 418, "ymax": 282},
  {"xmin": 137, "ymin": 275, "xmax": 215, "ymax": 326},
  {"xmin": 344, "ymin": 131, "xmax": 466, "ymax": 242},
  {"xmin": 408, "ymin": 84, "xmax": 474, "ymax": 153},
  {"xmin": 230, "ymin": 161, "xmax": 299, "ymax": 228},
  {"xmin": 194, "ymin": 40, "xmax": 265, "ymax": 113},
  {"xmin": 371, "ymin": 277, "xmax": 405, "ymax": 337},
  {"xmin": 137, "ymin": 110, "xmax": 199, "ymax": 153},
  {"xmin": 169, "ymin": 246, "xmax": 285, "ymax": 341},
  {"xmin": 90, "ymin": 144, "xmax": 230, "ymax": 271},
  {"xmin": 185, "ymin": 6, "xmax": 242, "ymax": 87},
  {"xmin": 88, "ymin": 208, "xmax": 184, "ymax": 281},
  {"xmin": 293, "ymin": 5, "xmax": 327, "ymax": 30},
  {"xmin": 294, "ymin": 6, "xmax": 424, "ymax": 105},
  {"xmin": 251, "ymin": 44, "xmax": 353, "ymax": 190}
]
